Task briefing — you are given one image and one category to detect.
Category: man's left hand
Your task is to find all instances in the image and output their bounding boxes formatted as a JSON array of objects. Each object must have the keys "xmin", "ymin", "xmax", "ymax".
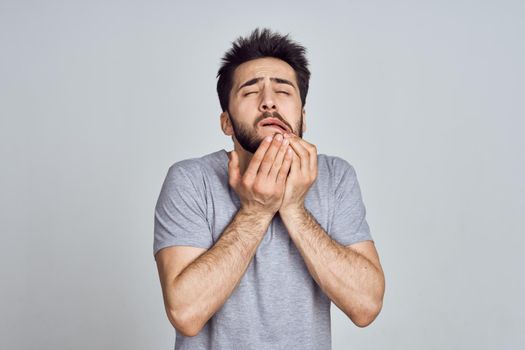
[{"xmin": 278, "ymin": 133, "xmax": 318, "ymax": 215}]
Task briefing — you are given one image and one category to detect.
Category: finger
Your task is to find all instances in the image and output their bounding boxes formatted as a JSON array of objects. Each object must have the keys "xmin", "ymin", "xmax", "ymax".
[
  {"xmin": 288, "ymin": 136, "xmax": 310, "ymax": 174},
  {"xmin": 289, "ymin": 148, "xmax": 301, "ymax": 175},
  {"xmin": 297, "ymin": 139, "xmax": 317, "ymax": 173},
  {"xmin": 258, "ymin": 133, "xmax": 284, "ymax": 177},
  {"xmin": 244, "ymin": 135, "xmax": 274, "ymax": 181},
  {"xmin": 268, "ymin": 137, "xmax": 290, "ymax": 182},
  {"xmin": 276, "ymin": 148, "xmax": 293, "ymax": 186},
  {"xmin": 310, "ymin": 148, "xmax": 317, "ymax": 175},
  {"xmin": 228, "ymin": 150, "xmax": 240, "ymax": 187},
  {"xmin": 293, "ymin": 137, "xmax": 316, "ymax": 173}
]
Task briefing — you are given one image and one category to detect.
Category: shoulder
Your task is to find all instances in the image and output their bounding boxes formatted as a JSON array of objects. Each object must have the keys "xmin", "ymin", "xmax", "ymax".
[
  {"xmin": 167, "ymin": 149, "xmax": 224, "ymax": 177},
  {"xmin": 166, "ymin": 157, "xmax": 204, "ymax": 183},
  {"xmin": 164, "ymin": 149, "xmax": 225, "ymax": 187},
  {"xmin": 317, "ymin": 153, "xmax": 357, "ymax": 179},
  {"xmin": 169, "ymin": 157, "xmax": 203, "ymax": 173}
]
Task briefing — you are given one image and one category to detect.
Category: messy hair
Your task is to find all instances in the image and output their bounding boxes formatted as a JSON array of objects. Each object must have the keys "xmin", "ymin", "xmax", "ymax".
[{"xmin": 216, "ymin": 28, "xmax": 311, "ymax": 112}]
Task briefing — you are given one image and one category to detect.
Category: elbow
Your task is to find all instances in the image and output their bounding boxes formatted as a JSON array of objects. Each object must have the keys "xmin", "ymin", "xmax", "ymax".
[
  {"xmin": 354, "ymin": 315, "xmax": 376, "ymax": 328},
  {"xmin": 355, "ymin": 273, "xmax": 385, "ymax": 327},
  {"xmin": 168, "ymin": 307, "xmax": 204, "ymax": 337},
  {"xmin": 352, "ymin": 300, "xmax": 383, "ymax": 328}
]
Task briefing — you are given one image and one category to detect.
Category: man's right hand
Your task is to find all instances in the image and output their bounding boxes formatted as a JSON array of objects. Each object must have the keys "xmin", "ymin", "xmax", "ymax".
[{"xmin": 228, "ymin": 133, "xmax": 293, "ymax": 217}]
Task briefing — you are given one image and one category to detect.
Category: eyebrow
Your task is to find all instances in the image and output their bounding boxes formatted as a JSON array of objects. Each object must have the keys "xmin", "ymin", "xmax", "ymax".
[{"xmin": 237, "ymin": 77, "xmax": 296, "ymax": 91}]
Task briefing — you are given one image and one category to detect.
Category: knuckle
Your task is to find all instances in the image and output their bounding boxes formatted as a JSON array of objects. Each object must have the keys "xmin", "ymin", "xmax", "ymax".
[
  {"xmin": 270, "ymin": 140, "xmax": 280, "ymax": 147},
  {"xmin": 241, "ymin": 177, "xmax": 251, "ymax": 188},
  {"xmin": 253, "ymin": 182, "xmax": 265, "ymax": 194},
  {"xmin": 262, "ymin": 158, "xmax": 273, "ymax": 166},
  {"xmin": 251, "ymin": 155, "xmax": 260, "ymax": 164}
]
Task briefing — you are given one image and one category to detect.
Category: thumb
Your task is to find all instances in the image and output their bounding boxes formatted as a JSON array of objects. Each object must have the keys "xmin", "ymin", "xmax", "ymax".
[{"xmin": 228, "ymin": 150, "xmax": 240, "ymax": 188}]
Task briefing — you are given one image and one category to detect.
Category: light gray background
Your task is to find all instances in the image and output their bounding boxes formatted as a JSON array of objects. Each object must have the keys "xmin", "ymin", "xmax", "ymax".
[{"xmin": 1, "ymin": 0, "xmax": 523, "ymax": 349}]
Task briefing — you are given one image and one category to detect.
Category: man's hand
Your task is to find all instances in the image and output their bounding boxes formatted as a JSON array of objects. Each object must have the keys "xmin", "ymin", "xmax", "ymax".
[
  {"xmin": 228, "ymin": 133, "xmax": 293, "ymax": 217},
  {"xmin": 279, "ymin": 133, "xmax": 318, "ymax": 215}
]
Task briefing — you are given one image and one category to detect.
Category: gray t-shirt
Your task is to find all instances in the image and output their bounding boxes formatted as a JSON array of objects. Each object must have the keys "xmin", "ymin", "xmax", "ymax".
[{"xmin": 153, "ymin": 149, "xmax": 373, "ymax": 350}]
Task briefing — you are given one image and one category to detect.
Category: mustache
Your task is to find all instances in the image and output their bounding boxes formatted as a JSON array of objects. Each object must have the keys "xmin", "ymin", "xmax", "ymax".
[{"xmin": 256, "ymin": 111, "xmax": 292, "ymax": 132}]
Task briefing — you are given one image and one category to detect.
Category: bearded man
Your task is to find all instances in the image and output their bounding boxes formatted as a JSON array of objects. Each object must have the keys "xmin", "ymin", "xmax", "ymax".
[{"xmin": 153, "ymin": 28, "xmax": 385, "ymax": 350}]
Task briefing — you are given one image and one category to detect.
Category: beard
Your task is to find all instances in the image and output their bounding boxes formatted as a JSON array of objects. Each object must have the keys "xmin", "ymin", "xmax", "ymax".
[{"xmin": 228, "ymin": 110, "xmax": 303, "ymax": 154}]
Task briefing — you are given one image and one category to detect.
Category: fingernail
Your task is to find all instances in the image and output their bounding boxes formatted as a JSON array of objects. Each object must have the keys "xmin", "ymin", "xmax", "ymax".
[
  {"xmin": 275, "ymin": 134, "xmax": 283, "ymax": 141},
  {"xmin": 265, "ymin": 136, "xmax": 272, "ymax": 142}
]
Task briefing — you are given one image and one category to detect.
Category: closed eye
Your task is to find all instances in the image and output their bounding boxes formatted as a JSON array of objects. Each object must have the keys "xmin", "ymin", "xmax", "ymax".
[
  {"xmin": 243, "ymin": 91, "xmax": 258, "ymax": 96},
  {"xmin": 277, "ymin": 91, "xmax": 290, "ymax": 95}
]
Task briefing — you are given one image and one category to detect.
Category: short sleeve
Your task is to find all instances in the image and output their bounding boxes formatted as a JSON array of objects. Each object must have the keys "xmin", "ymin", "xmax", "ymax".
[
  {"xmin": 329, "ymin": 158, "xmax": 373, "ymax": 246},
  {"xmin": 153, "ymin": 163, "xmax": 213, "ymax": 258}
]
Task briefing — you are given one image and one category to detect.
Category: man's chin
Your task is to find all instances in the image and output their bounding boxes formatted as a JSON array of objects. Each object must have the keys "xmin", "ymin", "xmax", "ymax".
[
  {"xmin": 236, "ymin": 139, "xmax": 264, "ymax": 155},
  {"xmin": 234, "ymin": 130, "xmax": 284, "ymax": 154}
]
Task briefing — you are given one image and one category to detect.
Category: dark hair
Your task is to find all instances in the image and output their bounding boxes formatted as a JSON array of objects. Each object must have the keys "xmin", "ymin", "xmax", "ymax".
[{"xmin": 216, "ymin": 28, "xmax": 311, "ymax": 112}]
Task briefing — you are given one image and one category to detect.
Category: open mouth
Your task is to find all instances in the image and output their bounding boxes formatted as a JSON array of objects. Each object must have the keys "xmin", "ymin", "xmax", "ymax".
[
  {"xmin": 259, "ymin": 118, "xmax": 290, "ymax": 133},
  {"xmin": 262, "ymin": 124, "xmax": 287, "ymax": 132}
]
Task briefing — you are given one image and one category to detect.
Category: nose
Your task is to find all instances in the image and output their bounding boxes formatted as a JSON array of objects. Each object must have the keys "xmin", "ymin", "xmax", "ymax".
[{"xmin": 258, "ymin": 88, "xmax": 277, "ymax": 112}]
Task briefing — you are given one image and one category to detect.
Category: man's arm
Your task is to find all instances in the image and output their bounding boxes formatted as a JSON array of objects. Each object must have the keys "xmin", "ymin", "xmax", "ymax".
[
  {"xmin": 279, "ymin": 207, "xmax": 385, "ymax": 327},
  {"xmin": 278, "ymin": 132, "xmax": 385, "ymax": 327},
  {"xmin": 156, "ymin": 133, "xmax": 293, "ymax": 337},
  {"xmin": 156, "ymin": 209, "xmax": 272, "ymax": 337}
]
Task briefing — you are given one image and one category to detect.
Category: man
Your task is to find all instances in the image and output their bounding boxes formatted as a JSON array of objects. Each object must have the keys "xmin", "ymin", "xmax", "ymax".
[{"xmin": 154, "ymin": 28, "xmax": 385, "ymax": 350}]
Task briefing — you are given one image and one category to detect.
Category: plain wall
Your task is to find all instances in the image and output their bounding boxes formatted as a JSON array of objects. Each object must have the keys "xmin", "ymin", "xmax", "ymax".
[{"xmin": 1, "ymin": 0, "xmax": 524, "ymax": 349}]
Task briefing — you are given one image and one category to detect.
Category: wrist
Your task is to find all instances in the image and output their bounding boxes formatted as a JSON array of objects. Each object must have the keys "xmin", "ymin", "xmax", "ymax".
[
  {"xmin": 279, "ymin": 204, "xmax": 307, "ymax": 218},
  {"xmin": 238, "ymin": 206, "xmax": 275, "ymax": 223}
]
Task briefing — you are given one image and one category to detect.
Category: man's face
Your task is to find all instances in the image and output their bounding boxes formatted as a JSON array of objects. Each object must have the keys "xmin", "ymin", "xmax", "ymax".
[{"xmin": 223, "ymin": 57, "xmax": 305, "ymax": 154}]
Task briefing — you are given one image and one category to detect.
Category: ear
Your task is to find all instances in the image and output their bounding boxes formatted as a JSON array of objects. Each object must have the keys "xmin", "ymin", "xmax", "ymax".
[
  {"xmin": 301, "ymin": 108, "xmax": 307, "ymax": 134},
  {"xmin": 220, "ymin": 111, "xmax": 234, "ymax": 136}
]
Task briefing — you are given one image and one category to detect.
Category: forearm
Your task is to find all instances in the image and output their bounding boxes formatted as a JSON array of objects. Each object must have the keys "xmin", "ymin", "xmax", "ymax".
[
  {"xmin": 280, "ymin": 207, "xmax": 384, "ymax": 327},
  {"xmin": 169, "ymin": 208, "xmax": 272, "ymax": 335}
]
